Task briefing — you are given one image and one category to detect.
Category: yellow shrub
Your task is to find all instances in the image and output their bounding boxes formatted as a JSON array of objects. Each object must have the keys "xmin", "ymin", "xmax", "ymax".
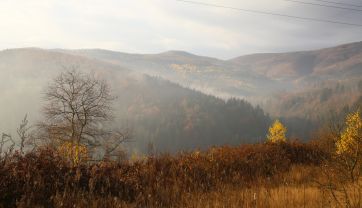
[
  {"xmin": 267, "ymin": 120, "xmax": 287, "ymax": 143},
  {"xmin": 57, "ymin": 141, "xmax": 88, "ymax": 165},
  {"xmin": 129, "ymin": 150, "xmax": 147, "ymax": 162},
  {"xmin": 336, "ymin": 110, "xmax": 362, "ymax": 155}
]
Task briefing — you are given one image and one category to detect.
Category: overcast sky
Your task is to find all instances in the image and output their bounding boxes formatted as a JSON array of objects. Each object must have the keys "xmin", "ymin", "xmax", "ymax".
[{"xmin": 0, "ymin": 0, "xmax": 361, "ymax": 59}]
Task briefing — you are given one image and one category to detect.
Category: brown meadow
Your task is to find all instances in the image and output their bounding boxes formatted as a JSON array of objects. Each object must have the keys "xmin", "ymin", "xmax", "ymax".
[{"xmin": 1, "ymin": 141, "xmax": 346, "ymax": 207}]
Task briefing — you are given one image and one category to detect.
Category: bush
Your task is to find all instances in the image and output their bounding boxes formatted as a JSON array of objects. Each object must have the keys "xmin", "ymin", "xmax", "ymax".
[{"xmin": 0, "ymin": 142, "xmax": 327, "ymax": 207}]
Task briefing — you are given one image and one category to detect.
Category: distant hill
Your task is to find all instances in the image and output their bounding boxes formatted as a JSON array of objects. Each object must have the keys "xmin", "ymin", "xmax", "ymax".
[
  {"xmin": 55, "ymin": 48, "xmax": 283, "ymax": 99},
  {"xmin": 57, "ymin": 41, "xmax": 362, "ymax": 119},
  {"xmin": 2, "ymin": 41, "xmax": 362, "ymax": 152},
  {"xmin": 0, "ymin": 48, "xmax": 270, "ymax": 153},
  {"xmin": 230, "ymin": 41, "xmax": 362, "ymax": 83}
]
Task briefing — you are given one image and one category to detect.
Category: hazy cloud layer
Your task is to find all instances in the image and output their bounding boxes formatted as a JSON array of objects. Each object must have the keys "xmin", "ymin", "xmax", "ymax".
[{"xmin": 0, "ymin": 0, "xmax": 361, "ymax": 58}]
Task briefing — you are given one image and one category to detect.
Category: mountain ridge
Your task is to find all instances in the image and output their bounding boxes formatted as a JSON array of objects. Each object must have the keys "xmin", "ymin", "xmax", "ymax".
[
  {"xmin": 2, "ymin": 41, "xmax": 361, "ymax": 121},
  {"xmin": 0, "ymin": 47, "xmax": 271, "ymax": 152},
  {"xmin": 5, "ymin": 40, "xmax": 362, "ymax": 62},
  {"xmin": 52, "ymin": 41, "xmax": 361, "ymax": 100}
]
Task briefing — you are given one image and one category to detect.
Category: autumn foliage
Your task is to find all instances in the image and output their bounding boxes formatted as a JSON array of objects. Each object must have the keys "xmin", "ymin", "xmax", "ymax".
[
  {"xmin": 267, "ymin": 119, "xmax": 287, "ymax": 143},
  {"xmin": 57, "ymin": 141, "xmax": 88, "ymax": 166},
  {"xmin": 336, "ymin": 110, "xmax": 362, "ymax": 155},
  {"xmin": 0, "ymin": 141, "xmax": 325, "ymax": 207}
]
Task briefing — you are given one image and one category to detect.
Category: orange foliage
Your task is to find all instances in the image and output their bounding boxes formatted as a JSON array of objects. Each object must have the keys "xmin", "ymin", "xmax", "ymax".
[{"xmin": 0, "ymin": 142, "xmax": 327, "ymax": 207}]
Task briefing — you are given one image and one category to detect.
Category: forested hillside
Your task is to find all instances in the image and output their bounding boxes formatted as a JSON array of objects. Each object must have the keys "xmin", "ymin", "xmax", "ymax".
[
  {"xmin": 2, "ymin": 42, "xmax": 362, "ymax": 152},
  {"xmin": 116, "ymin": 77, "xmax": 270, "ymax": 152},
  {"xmin": 58, "ymin": 42, "xmax": 362, "ymax": 122},
  {"xmin": 263, "ymin": 80, "xmax": 362, "ymax": 119},
  {"xmin": 0, "ymin": 48, "xmax": 270, "ymax": 153}
]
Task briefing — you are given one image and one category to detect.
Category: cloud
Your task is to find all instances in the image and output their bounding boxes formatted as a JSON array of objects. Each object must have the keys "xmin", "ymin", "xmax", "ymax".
[{"xmin": 0, "ymin": 0, "xmax": 361, "ymax": 58}]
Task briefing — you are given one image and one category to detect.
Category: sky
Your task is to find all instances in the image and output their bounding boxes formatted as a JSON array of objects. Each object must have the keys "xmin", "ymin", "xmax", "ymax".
[{"xmin": 0, "ymin": 0, "xmax": 361, "ymax": 59}]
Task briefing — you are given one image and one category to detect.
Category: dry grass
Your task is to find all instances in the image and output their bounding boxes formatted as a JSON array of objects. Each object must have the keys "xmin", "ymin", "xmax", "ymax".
[
  {"xmin": 1, "ymin": 141, "xmax": 359, "ymax": 208},
  {"xmin": 178, "ymin": 164, "xmax": 327, "ymax": 208},
  {"xmin": 47, "ymin": 183, "xmax": 358, "ymax": 208},
  {"xmin": 180, "ymin": 185, "xmax": 325, "ymax": 208},
  {"xmin": 180, "ymin": 166, "xmax": 359, "ymax": 208}
]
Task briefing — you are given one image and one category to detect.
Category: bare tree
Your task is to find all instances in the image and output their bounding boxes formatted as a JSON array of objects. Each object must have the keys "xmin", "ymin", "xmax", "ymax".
[
  {"xmin": 0, "ymin": 115, "xmax": 32, "ymax": 155},
  {"xmin": 41, "ymin": 69, "xmax": 129, "ymax": 159},
  {"xmin": 17, "ymin": 114, "xmax": 31, "ymax": 154},
  {"xmin": 0, "ymin": 133, "xmax": 15, "ymax": 156},
  {"xmin": 102, "ymin": 129, "xmax": 131, "ymax": 161}
]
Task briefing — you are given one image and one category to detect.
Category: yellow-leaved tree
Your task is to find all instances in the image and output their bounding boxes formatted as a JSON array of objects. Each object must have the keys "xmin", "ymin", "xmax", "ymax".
[
  {"xmin": 267, "ymin": 119, "xmax": 287, "ymax": 143},
  {"xmin": 336, "ymin": 110, "xmax": 362, "ymax": 155},
  {"xmin": 322, "ymin": 110, "xmax": 362, "ymax": 206}
]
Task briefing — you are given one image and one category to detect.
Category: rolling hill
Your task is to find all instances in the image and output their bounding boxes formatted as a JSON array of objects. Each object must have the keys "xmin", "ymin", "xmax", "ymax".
[
  {"xmin": 55, "ymin": 48, "xmax": 284, "ymax": 99},
  {"xmin": 1, "ymin": 41, "xmax": 361, "ymax": 152},
  {"xmin": 0, "ymin": 48, "xmax": 270, "ymax": 153},
  {"xmin": 57, "ymin": 41, "xmax": 362, "ymax": 119}
]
